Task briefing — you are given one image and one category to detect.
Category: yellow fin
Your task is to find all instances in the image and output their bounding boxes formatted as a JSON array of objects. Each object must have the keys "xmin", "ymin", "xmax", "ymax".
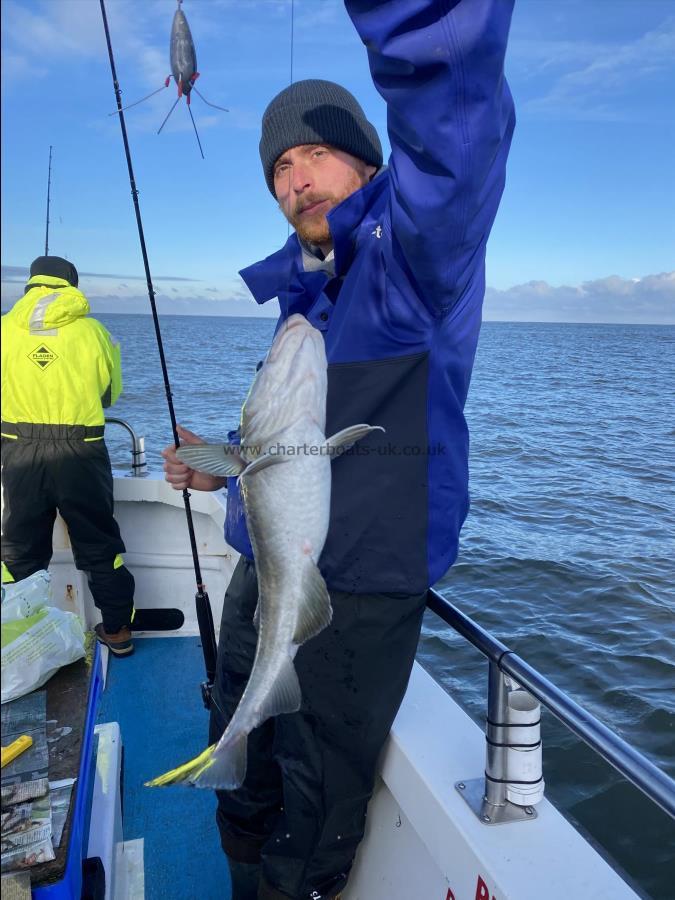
[{"xmin": 145, "ymin": 744, "xmax": 216, "ymax": 787}]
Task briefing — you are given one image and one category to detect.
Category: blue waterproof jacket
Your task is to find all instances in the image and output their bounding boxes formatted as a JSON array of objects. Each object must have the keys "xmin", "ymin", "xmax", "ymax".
[{"xmin": 226, "ymin": 0, "xmax": 515, "ymax": 594}]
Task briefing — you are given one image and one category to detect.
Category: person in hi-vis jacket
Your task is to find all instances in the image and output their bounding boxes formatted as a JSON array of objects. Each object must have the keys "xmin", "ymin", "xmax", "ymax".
[{"xmin": 1, "ymin": 255, "xmax": 136, "ymax": 657}]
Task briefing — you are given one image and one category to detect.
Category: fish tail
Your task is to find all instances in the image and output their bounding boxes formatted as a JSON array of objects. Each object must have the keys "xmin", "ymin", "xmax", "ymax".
[
  {"xmin": 190, "ymin": 731, "xmax": 249, "ymax": 790},
  {"xmin": 145, "ymin": 744, "xmax": 216, "ymax": 788}
]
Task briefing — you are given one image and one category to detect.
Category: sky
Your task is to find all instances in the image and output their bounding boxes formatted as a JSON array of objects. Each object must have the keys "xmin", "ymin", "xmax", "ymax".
[{"xmin": 1, "ymin": 0, "xmax": 674, "ymax": 323}]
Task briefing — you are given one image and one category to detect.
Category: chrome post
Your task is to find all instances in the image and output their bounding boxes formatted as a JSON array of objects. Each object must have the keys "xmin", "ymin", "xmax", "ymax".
[
  {"xmin": 132, "ymin": 434, "xmax": 147, "ymax": 477},
  {"xmin": 104, "ymin": 418, "xmax": 148, "ymax": 477},
  {"xmin": 455, "ymin": 661, "xmax": 538, "ymax": 824},
  {"xmin": 485, "ymin": 661, "xmax": 509, "ymax": 807}
]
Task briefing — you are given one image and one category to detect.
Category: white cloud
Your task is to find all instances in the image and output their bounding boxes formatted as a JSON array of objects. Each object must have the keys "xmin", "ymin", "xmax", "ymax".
[
  {"xmin": 512, "ymin": 16, "xmax": 675, "ymax": 121},
  {"xmin": 3, "ymin": 0, "xmax": 112, "ymax": 59},
  {"xmin": 2, "ymin": 0, "xmax": 178, "ymax": 91},
  {"xmin": 4, "ymin": 265, "xmax": 672, "ymax": 323},
  {"xmin": 484, "ymin": 272, "xmax": 675, "ymax": 324}
]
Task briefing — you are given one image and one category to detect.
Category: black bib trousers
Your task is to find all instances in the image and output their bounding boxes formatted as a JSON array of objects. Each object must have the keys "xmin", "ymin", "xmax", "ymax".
[
  {"xmin": 210, "ymin": 556, "xmax": 426, "ymax": 900},
  {"xmin": 1, "ymin": 426, "xmax": 134, "ymax": 632}
]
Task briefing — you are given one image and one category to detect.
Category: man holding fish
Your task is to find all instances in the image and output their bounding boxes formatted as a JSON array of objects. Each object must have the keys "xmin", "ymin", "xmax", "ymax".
[{"xmin": 161, "ymin": 1, "xmax": 515, "ymax": 897}]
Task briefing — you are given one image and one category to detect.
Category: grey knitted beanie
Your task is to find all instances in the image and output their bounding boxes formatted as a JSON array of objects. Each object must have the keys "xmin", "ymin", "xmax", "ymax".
[{"xmin": 260, "ymin": 79, "xmax": 383, "ymax": 195}]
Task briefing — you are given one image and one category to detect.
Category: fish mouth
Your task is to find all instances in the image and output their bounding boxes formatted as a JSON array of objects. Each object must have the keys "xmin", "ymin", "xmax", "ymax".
[
  {"xmin": 266, "ymin": 315, "xmax": 315, "ymax": 363},
  {"xmin": 282, "ymin": 314, "xmax": 309, "ymax": 332}
]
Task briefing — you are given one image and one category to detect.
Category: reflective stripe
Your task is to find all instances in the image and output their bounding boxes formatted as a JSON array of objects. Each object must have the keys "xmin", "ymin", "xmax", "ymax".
[
  {"xmin": 0, "ymin": 421, "xmax": 105, "ymax": 440},
  {"xmin": 1, "ymin": 433, "xmax": 18, "ymax": 440},
  {"xmin": 113, "ymin": 554, "xmax": 124, "ymax": 570},
  {"xmin": 130, "ymin": 606, "xmax": 136, "ymax": 624},
  {"xmin": 29, "ymin": 293, "xmax": 59, "ymax": 333}
]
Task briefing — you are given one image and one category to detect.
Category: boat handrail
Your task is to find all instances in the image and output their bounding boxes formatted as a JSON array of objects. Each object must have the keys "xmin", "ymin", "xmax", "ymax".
[
  {"xmin": 426, "ymin": 588, "xmax": 675, "ymax": 821},
  {"xmin": 104, "ymin": 417, "xmax": 147, "ymax": 476}
]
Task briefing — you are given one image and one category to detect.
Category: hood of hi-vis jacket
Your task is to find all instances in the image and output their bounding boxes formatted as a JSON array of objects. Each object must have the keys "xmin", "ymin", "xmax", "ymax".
[{"xmin": 1, "ymin": 276, "xmax": 122, "ymax": 431}]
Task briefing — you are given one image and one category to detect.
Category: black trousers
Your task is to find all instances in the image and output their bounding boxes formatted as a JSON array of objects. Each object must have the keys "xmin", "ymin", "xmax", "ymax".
[
  {"xmin": 210, "ymin": 557, "xmax": 427, "ymax": 900},
  {"xmin": 1, "ymin": 435, "xmax": 134, "ymax": 632}
]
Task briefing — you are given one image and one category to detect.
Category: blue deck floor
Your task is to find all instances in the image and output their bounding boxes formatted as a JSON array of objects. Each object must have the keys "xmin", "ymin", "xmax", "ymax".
[{"xmin": 97, "ymin": 637, "xmax": 232, "ymax": 900}]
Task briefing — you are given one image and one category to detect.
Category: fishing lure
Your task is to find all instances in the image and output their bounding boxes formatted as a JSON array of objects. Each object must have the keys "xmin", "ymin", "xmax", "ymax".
[{"xmin": 111, "ymin": 0, "xmax": 228, "ymax": 158}]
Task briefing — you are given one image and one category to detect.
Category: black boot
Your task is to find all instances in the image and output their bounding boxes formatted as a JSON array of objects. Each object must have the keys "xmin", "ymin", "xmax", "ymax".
[{"xmin": 228, "ymin": 858, "xmax": 261, "ymax": 900}]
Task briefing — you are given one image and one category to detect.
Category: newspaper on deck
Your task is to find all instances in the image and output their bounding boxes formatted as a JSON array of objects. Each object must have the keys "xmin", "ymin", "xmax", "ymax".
[
  {"xmin": 0, "ymin": 692, "xmax": 49, "ymax": 786},
  {"xmin": 1, "ymin": 776, "xmax": 76, "ymax": 874},
  {"xmin": 0, "ymin": 780, "xmax": 48, "ymax": 808},
  {"xmin": 0, "ymin": 795, "xmax": 54, "ymax": 872},
  {"xmin": 48, "ymin": 779, "xmax": 76, "ymax": 849},
  {"xmin": 1, "ymin": 692, "xmax": 55, "ymax": 872},
  {"xmin": 0, "ymin": 836, "xmax": 55, "ymax": 872},
  {"xmin": 0, "ymin": 871, "xmax": 32, "ymax": 900}
]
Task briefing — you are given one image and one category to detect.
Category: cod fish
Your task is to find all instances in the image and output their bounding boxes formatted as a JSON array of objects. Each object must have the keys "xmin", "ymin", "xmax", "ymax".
[{"xmin": 147, "ymin": 314, "xmax": 382, "ymax": 790}]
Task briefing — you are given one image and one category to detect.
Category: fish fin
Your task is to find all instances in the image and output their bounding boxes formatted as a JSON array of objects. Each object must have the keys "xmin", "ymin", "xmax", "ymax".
[
  {"xmin": 259, "ymin": 655, "xmax": 302, "ymax": 721},
  {"xmin": 190, "ymin": 732, "xmax": 249, "ymax": 791},
  {"xmin": 325, "ymin": 424, "xmax": 385, "ymax": 455},
  {"xmin": 176, "ymin": 444, "xmax": 245, "ymax": 477},
  {"xmin": 145, "ymin": 744, "xmax": 216, "ymax": 787},
  {"xmin": 293, "ymin": 562, "xmax": 332, "ymax": 644},
  {"xmin": 238, "ymin": 452, "xmax": 289, "ymax": 480}
]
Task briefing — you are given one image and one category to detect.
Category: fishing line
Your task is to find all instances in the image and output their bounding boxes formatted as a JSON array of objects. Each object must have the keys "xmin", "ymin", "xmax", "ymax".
[
  {"xmin": 45, "ymin": 146, "xmax": 53, "ymax": 256},
  {"xmin": 157, "ymin": 97, "xmax": 181, "ymax": 135},
  {"xmin": 107, "ymin": 83, "xmax": 169, "ymax": 116},
  {"xmin": 99, "ymin": 0, "xmax": 218, "ymax": 706},
  {"xmin": 192, "ymin": 87, "xmax": 229, "ymax": 113},
  {"xmin": 281, "ymin": 0, "xmax": 295, "ymax": 324},
  {"xmin": 187, "ymin": 104, "xmax": 205, "ymax": 160},
  {"xmin": 289, "ymin": 0, "xmax": 295, "ymax": 88}
]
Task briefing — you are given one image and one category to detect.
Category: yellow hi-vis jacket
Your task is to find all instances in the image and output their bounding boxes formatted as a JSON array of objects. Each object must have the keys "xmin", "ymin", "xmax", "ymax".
[{"xmin": 1, "ymin": 275, "xmax": 122, "ymax": 438}]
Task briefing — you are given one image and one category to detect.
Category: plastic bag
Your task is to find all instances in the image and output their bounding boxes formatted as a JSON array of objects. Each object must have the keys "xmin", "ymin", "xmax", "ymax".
[
  {"xmin": 1, "ymin": 571, "xmax": 85, "ymax": 704},
  {"xmin": 1, "ymin": 571, "xmax": 52, "ymax": 623}
]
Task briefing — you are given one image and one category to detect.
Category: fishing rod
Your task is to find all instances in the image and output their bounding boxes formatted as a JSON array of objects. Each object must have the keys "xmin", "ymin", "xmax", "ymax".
[
  {"xmin": 99, "ymin": 0, "xmax": 218, "ymax": 708},
  {"xmin": 45, "ymin": 145, "xmax": 53, "ymax": 256}
]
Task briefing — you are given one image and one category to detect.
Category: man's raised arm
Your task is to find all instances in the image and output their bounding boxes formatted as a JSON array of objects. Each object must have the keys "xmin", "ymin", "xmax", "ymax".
[{"xmin": 346, "ymin": 0, "xmax": 516, "ymax": 315}]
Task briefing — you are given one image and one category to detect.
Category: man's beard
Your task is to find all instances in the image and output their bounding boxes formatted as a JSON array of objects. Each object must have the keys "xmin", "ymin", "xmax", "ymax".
[
  {"xmin": 284, "ymin": 169, "xmax": 367, "ymax": 245},
  {"xmin": 290, "ymin": 199, "xmax": 333, "ymax": 246}
]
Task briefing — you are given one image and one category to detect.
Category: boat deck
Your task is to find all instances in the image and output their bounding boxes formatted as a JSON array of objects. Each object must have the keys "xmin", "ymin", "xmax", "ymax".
[{"xmin": 97, "ymin": 636, "xmax": 232, "ymax": 900}]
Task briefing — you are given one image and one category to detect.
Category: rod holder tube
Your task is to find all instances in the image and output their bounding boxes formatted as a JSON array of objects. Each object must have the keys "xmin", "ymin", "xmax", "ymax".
[
  {"xmin": 505, "ymin": 687, "xmax": 544, "ymax": 806},
  {"xmin": 485, "ymin": 666, "xmax": 544, "ymax": 808}
]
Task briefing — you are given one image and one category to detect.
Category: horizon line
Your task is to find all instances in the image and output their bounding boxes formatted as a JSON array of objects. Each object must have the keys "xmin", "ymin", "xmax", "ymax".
[{"xmin": 2, "ymin": 307, "xmax": 673, "ymax": 327}]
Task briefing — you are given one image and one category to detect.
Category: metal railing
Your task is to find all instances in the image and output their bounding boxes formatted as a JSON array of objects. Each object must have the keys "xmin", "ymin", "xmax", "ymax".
[
  {"xmin": 104, "ymin": 417, "xmax": 147, "ymax": 476},
  {"xmin": 426, "ymin": 587, "xmax": 675, "ymax": 822}
]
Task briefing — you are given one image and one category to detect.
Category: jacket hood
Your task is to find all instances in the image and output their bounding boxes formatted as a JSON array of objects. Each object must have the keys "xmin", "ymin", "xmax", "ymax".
[{"xmin": 7, "ymin": 277, "xmax": 90, "ymax": 331}]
